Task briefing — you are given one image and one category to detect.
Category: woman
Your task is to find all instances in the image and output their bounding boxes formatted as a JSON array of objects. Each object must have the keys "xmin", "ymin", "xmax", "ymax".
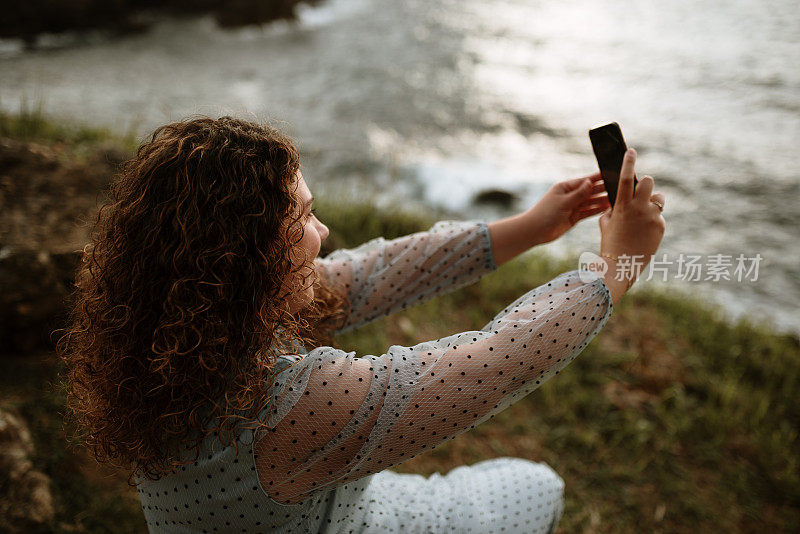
[{"xmin": 58, "ymin": 116, "xmax": 665, "ymax": 533}]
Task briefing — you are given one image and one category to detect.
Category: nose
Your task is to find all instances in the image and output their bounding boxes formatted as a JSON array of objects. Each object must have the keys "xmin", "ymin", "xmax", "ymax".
[{"xmin": 318, "ymin": 220, "xmax": 330, "ymax": 242}]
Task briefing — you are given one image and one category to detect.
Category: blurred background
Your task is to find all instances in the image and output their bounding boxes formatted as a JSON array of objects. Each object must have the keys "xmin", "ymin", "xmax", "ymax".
[
  {"xmin": 0, "ymin": 0, "xmax": 798, "ymax": 532},
  {"xmin": 2, "ymin": 0, "xmax": 798, "ymax": 333}
]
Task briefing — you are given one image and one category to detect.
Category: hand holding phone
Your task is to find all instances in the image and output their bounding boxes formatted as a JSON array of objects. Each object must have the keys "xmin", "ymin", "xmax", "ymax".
[{"xmin": 589, "ymin": 122, "xmax": 638, "ymax": 207}]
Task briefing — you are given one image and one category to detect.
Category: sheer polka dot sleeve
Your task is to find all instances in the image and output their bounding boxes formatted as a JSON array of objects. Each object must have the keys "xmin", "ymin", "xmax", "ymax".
[
  {"xmin": 315, "ymin": 220, "xmax": 498, "ymax": 334},
  {"xmin": 254, "ymin": 269, "xmax": 612, "ymax": 505}
]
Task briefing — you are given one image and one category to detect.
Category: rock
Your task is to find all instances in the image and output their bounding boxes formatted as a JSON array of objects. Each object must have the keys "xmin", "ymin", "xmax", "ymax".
[
  {"xmin": 0, "ymin": 408, "xmax": 55, "ymax": 531},
  {"xmin": 0, "ymin": 1, "xmax": 328, "ymax": 44},
  {"xmin": 215, "ymin": 0, "xmax": 322, "ymax": 27},
  {"xmin": 473, "ymin": 189, "xmax": 519, "ymax": 209},
  {"xmin": 0, "ymin": 247, "xmax": 81, "ymax": 355}
]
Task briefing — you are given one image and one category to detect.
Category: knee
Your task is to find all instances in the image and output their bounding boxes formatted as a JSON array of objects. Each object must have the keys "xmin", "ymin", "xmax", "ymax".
[
  {"xmin": 496, "ymin": 459, "xmax": 565, "ymax": 532},
  {"xmin": 538, "ymin": 462, "xmax": 565, "ymax": 495},
  {"xmin": 535, "ymin": 463, "xmax": 565, "ymax": 531},
  {"xmin": 518, "ymin": 461, "xmax": 565, "ymax": 525},
  {"xmin": 528, "ymin": 462, "xmax": 564, "ymax": 501},
  {"xmin": 504, "ymin": 459, "xmax": 563, "ymax": 490}
]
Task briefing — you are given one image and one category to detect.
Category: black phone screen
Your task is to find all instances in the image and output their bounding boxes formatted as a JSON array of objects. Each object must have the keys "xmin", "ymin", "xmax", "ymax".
[{"xmin": 589, "ymin": 122, "xmax": 637, "ymax": 206}]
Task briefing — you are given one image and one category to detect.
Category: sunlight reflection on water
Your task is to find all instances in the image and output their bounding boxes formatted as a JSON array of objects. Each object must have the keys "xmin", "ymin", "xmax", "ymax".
[{"xmin": 0, "ymin": 0, "xmax": 797, "ymax": 332}]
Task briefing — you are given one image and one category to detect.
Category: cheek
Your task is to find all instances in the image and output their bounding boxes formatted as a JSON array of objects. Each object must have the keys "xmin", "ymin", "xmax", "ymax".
[
  {"xmin": 305, "ymin": 223, "xmax": 322, "ymax": 252},
  {"xmin": 296, "ymin": 223, "xmax": 320, "ymax": 264}
]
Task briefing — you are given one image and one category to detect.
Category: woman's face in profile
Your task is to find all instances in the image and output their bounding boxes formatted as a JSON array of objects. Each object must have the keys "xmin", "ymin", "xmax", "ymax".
[{"xmin": 283, "ymin": 171, "xmax": 329, "ymax": 313}]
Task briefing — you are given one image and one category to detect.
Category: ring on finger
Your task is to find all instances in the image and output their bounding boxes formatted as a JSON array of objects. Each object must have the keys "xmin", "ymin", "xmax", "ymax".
[{"xmin": 650, "ymin": 199, "xmax": 664, "ymax": 211}]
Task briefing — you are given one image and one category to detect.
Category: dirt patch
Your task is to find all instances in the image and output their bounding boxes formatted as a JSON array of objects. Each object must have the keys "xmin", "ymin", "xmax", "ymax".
[
  {"xmin": 0, "ymin": 136, "xmax": 119, "ymax": 253},
  {"xmin": 599, "ymin": 303, "xmax": 687, "ymax": 391},
  {"xmin": 0, "ymin": 137, "xmax": 123, "ymax": 354},
  {"xmin": 601, "ymin": 382, "xmax": 659, "ymax": 411}
]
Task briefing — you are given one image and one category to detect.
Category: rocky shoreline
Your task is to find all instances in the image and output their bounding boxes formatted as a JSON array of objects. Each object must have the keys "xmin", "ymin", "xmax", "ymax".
[{"xmin": 1, "ymin": 0, "xmax": 325, "ymax": 47}]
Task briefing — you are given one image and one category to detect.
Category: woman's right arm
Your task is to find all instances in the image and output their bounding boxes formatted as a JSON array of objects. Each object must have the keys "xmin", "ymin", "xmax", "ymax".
[{"xmin": 254, "ymin": 268, "xmax": 612, "ymax": 505}]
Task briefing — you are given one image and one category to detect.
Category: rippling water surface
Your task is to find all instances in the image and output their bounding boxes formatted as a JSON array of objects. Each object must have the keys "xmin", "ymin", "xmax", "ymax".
[{"xmin": 2, "ymin": 0, "xmax": 798, "ymax": 333}]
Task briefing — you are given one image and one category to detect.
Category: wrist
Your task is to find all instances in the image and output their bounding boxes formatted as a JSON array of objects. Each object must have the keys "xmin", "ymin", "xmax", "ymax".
[
  {"xmin": 599, "ymin": 253, "xmax": 637, "ymax": 305},
  {"xmin": 520, "ymin": 205, "xmax": 550, "ymax": 247},
  {"xmin": 488, "ymin": 208, "xmax": 547, "ymax": 267}
]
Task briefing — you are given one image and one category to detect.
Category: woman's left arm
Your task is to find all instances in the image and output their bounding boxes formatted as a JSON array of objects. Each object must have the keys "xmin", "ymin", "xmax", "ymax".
[
  {"xmin": 316, "ymin": 172, "xmax": 609, "ymax": 333},
  {"xmin": 315, "ymin": 220, "xmax": 499, "ymax": 334},
  {"xmin": 489, "ymin": 172, "xmax": 609, "ymax": 266}
]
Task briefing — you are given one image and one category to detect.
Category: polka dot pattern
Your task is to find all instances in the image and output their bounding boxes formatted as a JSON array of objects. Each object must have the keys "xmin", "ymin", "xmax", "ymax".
[
  {"xmin": 358, "ymin": 457, "xmax": 565, "ymax": 533},
  {"xmin": 316, "ymin": 220, "xmax": 500, "ymax": 335},
  {"xmin": 134, "ymin": 221, "xmax": 612, "ymax": 533}
]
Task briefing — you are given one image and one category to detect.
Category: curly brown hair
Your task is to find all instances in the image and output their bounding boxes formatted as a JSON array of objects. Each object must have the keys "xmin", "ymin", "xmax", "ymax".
[{"xmin": 55, "ymin": 116, "xmax": 350, "ymax": 484}]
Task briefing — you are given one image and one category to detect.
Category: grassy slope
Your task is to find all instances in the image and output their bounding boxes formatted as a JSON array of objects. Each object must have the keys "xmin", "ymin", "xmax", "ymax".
[
  {"xmin": 321, "ymin": 198, "xmax": 800, "ymax": 534},
  {"xmin": 1, "ymin": 112, "xmax": 798, "ymax": 533}
]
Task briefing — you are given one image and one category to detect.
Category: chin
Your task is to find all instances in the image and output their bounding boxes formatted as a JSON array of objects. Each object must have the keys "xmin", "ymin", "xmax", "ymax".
[{"xmin": 299, "ymin": 288, "xmax": 315, "ymax": 310}]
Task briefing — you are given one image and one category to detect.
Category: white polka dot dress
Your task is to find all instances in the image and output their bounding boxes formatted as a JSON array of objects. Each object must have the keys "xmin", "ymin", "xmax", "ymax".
[{"xmin": 135, "ymin": 220, "xmax": 613, "ymax": 533}]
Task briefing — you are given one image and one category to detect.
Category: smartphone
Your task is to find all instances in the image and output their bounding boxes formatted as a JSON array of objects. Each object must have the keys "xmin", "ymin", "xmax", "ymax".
[{"xmin": 589, "ymin": 122, "xmax": 637, "ymax": 207}]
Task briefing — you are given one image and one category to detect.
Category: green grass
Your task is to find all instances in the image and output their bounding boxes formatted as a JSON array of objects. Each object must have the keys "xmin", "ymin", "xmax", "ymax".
[
  {"xmin": 0, "ymin": 98, "xmax": 139, "ymax": 156},
  {"xmin": 2, "ymin": 113, "xmax": 798, "ymax": 532},
  {"xmin": 317, "ymin": 186, "xmax": 800, "ymax": 534}
]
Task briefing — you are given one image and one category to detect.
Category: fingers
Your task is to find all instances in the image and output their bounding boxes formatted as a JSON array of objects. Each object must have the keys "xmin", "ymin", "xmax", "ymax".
[
  {"xmin": 575, "ymin": 204, "xmax": 609, "ymax": 221},
  {"xmin": 575, "ymin": 197, "xmax": 611, "ymax": 212},
  {"xmin": 562, "ymin": 171, "xmax": 602, "ymax": 193},
  {"xmin": 561, "ymin": 175, "xmax": 592, "ymax": 193},
  {"xmin": 635, "ymin": 174, "xmax": 655, "ymax": 205},
  {"xmin": 651, "ymin": 191, "xmax": 665, "ymax": 213},
  {"xmin": 617, "ymin": 148, "xmax": 636, "ymax": 207},
  {"xmin": 598, "ymin": 206, "xmax": 612, "ymax": 229},
  {"xmin": 582, "ymin": 191, "xmax": 610, "ymax": 204},
  {"xmin": 575, "ymin": 193, "xmax": 612, "ymax": 222},
  {"xmin": 590, "ymin": 181, "xmax": 607, "ymax": 195}
]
